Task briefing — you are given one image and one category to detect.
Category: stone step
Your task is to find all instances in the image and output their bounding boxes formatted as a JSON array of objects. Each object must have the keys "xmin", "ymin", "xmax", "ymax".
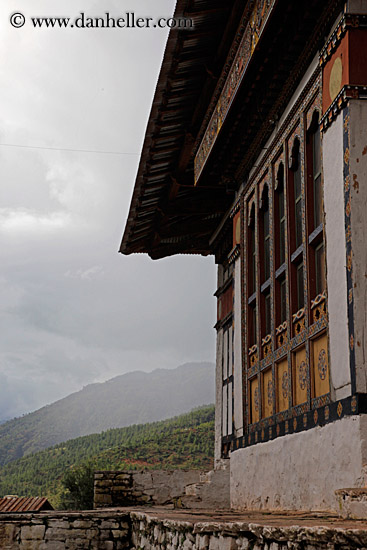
[
  {"xmin": 335, "ymin": 488, "xmax": 367, "ymax": 518},
  {"xmin": 177, "ymin": 468, "xmax": 230, "ymax": 509}
]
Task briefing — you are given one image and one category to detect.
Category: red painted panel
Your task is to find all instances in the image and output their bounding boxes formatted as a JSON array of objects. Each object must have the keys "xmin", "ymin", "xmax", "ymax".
[
  {"xmin": 218, "ymin": 286, "xmax": 233, "ymax": 321},
  {"xmin": 322, "ymin": 35, "xmax": 349, "ymax": 114}
]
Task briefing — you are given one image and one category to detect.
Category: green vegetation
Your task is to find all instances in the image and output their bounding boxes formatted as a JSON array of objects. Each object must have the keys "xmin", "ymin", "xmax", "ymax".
[
  {"xmin": 0, "ymin": 405, "xmax": 214, "ymax": 508},
  {"xmin": 0, "ymin": 362, "xmax": 214, "ymax": 465},
  {"xmin": 59, "ymin": 461, "xmax": 96, "ymax": 510}
]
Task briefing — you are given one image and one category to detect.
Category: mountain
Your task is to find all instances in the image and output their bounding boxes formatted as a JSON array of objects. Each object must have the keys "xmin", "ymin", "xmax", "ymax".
[
  {"xmin": 0, "ymin": 405, "xmax": 215, "ymax": 508},
  {"xmin": 0, "ymin": 362, "xmax": 214, "ymax": 466}
]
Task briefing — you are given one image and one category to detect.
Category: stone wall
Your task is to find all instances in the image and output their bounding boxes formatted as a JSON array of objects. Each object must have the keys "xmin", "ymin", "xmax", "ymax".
[
  {"xmin": 94, "ymin": 470, "xmax": 202, "ymax": 508},
  {"xmin": 1, "ymin": 509, "xmax": 367, "ymax": 549},
  {"xmin": 0, "ymin": 510, "xmax": 130, "ymax": 549},
  {"xmin": 129, "ymin": 510, "xmax": 367, "ymax": 550}
]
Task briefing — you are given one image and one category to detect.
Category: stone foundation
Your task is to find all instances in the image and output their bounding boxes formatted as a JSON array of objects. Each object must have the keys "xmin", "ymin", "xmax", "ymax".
[
  {"xmin": 1, "ymin": 509, "xmax": 367, "ymax": 549},
  {"xmin": 129, "ymin": 510, "xmax": 367, "ymax": 550},
  {"xmin": 0, "ymin": 510, "xmax": 130, "ymax": 549}
]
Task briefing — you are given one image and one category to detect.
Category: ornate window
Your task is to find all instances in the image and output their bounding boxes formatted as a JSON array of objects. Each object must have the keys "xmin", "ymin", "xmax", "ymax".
[
  {"xmin": 276, "ymin": 164, "xmax": 286, "ymax": 267},
  {"xmin": 261, "ymin": 185, "xmax": 270, "ymax": 283},
  {"xmin": 234, "ymin": 79, "xmax": 331, "ymax": 453},
  {"xmin": 289, "ymin": 138, "xmax": 303, "ymax": 251},
  {"xmin": 274, "ymin": 161, "xmax": 288, "ymax": 346},
  {"xmin": 259, "ymin": 183, "xmax": 272, "ymax": 357},
  {"xmin": 247, "ymin": 202, "xmax": 257, "ymax": 354},
  {"xmin": 306, "ymin": 110, "xmax": 326, "ymax": 310}
]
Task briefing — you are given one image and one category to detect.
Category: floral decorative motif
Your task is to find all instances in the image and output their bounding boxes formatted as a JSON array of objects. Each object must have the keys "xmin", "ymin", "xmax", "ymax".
[
  {"xmin": 314, "ymin": 409, "xmax": 318, "ymax": 424},
  {"xmin": 351, "ymin": 396, "xmax": 357, "ymax": 413},
  {"xmin": 344, "ymin": 147, "xmax": 350, "ymax": 165},
  {"xmin": 318, "ymin": 349, "xmax": 327, "ymax": 380},
  {"xmin": 298, "ymin": 361, "xmax": 307, "ymax": 390},
  {"xmin": 344, "ymin": 113, "xmax": 350, "ymax": 131},
  {"xmin": 254, "ymin": 387, "xmax": 259, "ymax": 412},
  {"xmin": 346, "ymin": 224, "xmax": 351, "ymax": 242},
  {"xmin": 350, "ymin": 334, "xmax": 354, "ymax": 350},
  {"xmin": 324, "ymin": 405, "xmax": 330, "ymax": 421},
  {"xmin": 303, "ymin": 414, "xmax": 307, "ymax": 428},
  {"xmin": 337, "ymin": 402, "xmax": 343, "ymax": 418},
  {"xmin": 293, "ymin": 417, "xmax": 297, "ymax": 431},
  {"xmin": 344, "ymin": 175, "xmax": 350, "ymax": 191},
  {"xmin": 282, "ymin": 371, "xmax": 289, "ymax": 399},
  {"xmin": 276, "ymin": 423, "xmax": 280, "ymax": 436},
  {"xmin": 347, "ymin": 252, "xmax": 352, "ymax": 271},
  {"xmin": 345, "ymin": 199, "xmax": 351, "ymax": 217},
  {"xmin": 267, "ymin": 379, "xmax": 273, "ymax": 407}
]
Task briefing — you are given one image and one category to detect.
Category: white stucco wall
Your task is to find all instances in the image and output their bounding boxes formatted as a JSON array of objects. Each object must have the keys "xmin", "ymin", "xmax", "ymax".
[
  {"xmin": 349, "ymin": 101, "xmax": 367, "ymax": 393},
  {"xmin": 323, "ymin": 112, "xmax": 351, "ymax": 400},
  {"xmin": 233, "ymin": 258, "xmax": 243, "ymax": 437},
  {"xmin": 230, "ymin": 415, "xmax": 367, "ymax": 512}
]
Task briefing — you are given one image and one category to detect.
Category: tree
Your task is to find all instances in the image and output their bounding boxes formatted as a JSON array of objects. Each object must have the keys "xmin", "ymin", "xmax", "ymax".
[{"xmin": 59, "ymin": 461, "xmax": 95, "ymax": 510}]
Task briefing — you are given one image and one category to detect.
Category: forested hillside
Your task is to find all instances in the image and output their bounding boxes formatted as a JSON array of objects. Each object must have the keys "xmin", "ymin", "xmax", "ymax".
[
  {"xmin": 0, "ymin": 406, "xmax": 214, "ymax": 508},
  {"xmin": 0, "ymin": 362, "xmax": 214, "ymax": 465}
]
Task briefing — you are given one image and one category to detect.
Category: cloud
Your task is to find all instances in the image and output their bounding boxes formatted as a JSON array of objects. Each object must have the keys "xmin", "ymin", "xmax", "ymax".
[
  {"xmin": 0, "ymin": 208, "xmax": 71, "ymax": 232},
  {"xmin": 0, "ymin": 0, "xmax": 217, "ymax": 422},
  {"xmin": 64, "ymin": 265, "xmax": 104, "ymax": 280}
]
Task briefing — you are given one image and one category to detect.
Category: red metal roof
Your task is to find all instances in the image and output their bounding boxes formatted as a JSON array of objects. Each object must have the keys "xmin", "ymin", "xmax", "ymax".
[{"xmin": 0, "ymin": 496, "xmax": 53, "ymax": 513}]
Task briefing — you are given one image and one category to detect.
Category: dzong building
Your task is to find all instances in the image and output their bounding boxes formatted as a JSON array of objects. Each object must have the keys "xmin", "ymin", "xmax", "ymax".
[{"xmin": 121, "ymin": 0, "xmax": 367, "ymax": 512}]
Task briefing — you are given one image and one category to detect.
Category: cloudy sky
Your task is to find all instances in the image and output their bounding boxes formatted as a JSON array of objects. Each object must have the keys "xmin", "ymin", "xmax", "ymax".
[{"xmin": 0, "ymin": 0, "xmax": 216, "ymax": 421}]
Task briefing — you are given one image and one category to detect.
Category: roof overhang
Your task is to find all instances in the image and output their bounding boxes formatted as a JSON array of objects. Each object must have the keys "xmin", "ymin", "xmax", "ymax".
[{"xmin": 120, "ymin": 0, "xmax": 343, "ymax": 260}]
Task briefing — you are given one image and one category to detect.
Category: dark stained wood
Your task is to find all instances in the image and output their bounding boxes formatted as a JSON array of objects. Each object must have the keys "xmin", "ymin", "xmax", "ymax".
[{"xmin": 121, "ymin": 0, "xmax": 343, "ymax": 260}]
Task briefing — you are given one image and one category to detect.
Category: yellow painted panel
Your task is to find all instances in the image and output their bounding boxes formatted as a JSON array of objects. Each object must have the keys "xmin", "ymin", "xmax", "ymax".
[
  {"xmin": 250, "ymin": 378, "xmax": 260, "ymax": 424},
  {"xmin": 276, "ymin": 359, "xmax": 289, "ymax": 413},
  {"xmin": 262, "ymin": 368, "xmax": 273, "ymax": 418},
  {"xmin": 312, "ymin": 333, "xmax": 329, "ymax": 398},
  {"xmin": 293, "ymin": 347, "xmax": 308, "ymax": 405}
]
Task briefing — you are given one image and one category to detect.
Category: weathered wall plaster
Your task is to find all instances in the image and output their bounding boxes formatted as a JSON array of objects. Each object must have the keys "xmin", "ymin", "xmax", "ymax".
[
  {"xmin": 230, "ymin": 415, "xmax": 367, "ymax": 512},
  {"xmin": 323, "ymin": 111, "xmax": 351, "ymax": 399},
  {"xmin": 349, "ymin": 100, "xmax": 367, "ymax": 393}
]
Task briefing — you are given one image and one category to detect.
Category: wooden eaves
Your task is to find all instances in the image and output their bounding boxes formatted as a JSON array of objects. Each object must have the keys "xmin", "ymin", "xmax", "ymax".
[{"xmin": 120, "ymin": 0, "xmax": 343, "ymax": 261}]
